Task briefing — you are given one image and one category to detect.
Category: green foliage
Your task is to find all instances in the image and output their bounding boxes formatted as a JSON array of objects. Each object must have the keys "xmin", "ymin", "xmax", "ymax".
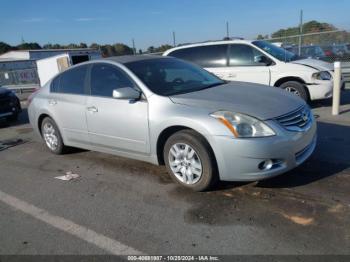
[
  {"xmin": 256, "ymin": 34, "xmax": 269, "ymax": 40},
  {"xmin": 268, "ymin": 20, "xmax": 350, "ymax": 45},
  {"xmin": 0, "ymin": 42, "xmax": 12, "ymax": 54},
  {"xmin": 17, "ymin": 42, "xmax": 42, "ymax": 50},
  {"xmin": 271, "ymin": 20, "xmax": 337, "ymax": 38},
  {"xmin": 146, "ymin": 44, "xmax": 173, "ymax": 53}
]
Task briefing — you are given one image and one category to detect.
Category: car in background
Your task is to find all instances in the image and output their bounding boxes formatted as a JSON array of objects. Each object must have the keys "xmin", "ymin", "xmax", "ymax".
[
  {"xmin": 0, "ymin": 86, "xmax": 21, "ymax": 122},
  {"xmin": 286, "ymin": 45, "xmax": 327, "ymax": 61},
  {"xmin": 164, "ymin": 40, "xmax": 334, "ymax": 102},
  {"xmin": 322, "ymin": 44, "xmax": 350, "ymax": 61},
  {"xmin": 28, "ymin": 56, "xmax": 316, "ymax": 191}
]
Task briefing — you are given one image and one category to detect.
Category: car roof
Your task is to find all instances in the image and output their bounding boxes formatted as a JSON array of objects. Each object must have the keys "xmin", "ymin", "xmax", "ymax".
[
  {"xmin": 105, "ymin": 55, "xmax": 170, "ymax": 64},
  {"xmin": 163, "ymin": 39, "xmax": 255, "ymax": 55}
]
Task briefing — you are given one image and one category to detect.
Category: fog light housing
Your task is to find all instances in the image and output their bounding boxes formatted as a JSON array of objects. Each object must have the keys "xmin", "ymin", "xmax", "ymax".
[{"xmin": 258, "ymin": 159, "xmax": 274, "ymax": 171}]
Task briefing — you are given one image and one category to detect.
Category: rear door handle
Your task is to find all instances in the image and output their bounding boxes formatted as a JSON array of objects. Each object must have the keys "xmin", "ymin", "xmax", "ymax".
[
  {"xmin": 87, "ymin": 106, "xmax": 98, "ymax": 113},
  {"xmin": 48, "ymin": 99, "xmax": 57, "ymax": 105}
]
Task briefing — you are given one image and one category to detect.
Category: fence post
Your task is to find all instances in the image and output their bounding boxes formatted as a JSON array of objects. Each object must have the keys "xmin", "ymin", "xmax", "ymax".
[{"xmin": 332, "ymin": 62, "xmax": 342, "ymax": 115}]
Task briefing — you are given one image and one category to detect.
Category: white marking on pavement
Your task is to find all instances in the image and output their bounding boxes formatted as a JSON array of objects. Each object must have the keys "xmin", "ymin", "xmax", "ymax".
[{"xmin": 0, "ymin": 190, "xmax": 143, "ymax": 255}]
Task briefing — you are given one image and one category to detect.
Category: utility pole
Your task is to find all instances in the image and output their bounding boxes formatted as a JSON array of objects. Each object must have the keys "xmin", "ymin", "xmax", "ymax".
[
  {"xmin": 172, "ymin": 31, "xmax": 176, "ymax": 47},
  {"xmin": 298, "ymin": 9, "xmax": 303, "ymax": 56},
  {"xmin": 132, "ymin": 38, "xmax": 136, "ymax": 55},
  {"xmin": 226, "ymin": 21, "xmax": 229, "ymax": 39}
]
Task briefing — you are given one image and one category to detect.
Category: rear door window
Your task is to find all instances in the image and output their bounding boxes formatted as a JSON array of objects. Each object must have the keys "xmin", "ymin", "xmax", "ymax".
[
  {"xmin": 168, "ymin": 45, "xmax": 228, "ymax": 68},
  {"xmin": 55, "ymin": 65, "xmax": 88, "ymax": 95}
]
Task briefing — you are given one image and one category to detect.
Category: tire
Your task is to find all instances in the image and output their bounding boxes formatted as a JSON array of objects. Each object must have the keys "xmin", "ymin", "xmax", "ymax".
[
  {"xmin": 279, "ymin": 81, "xmax": 309, "ymax": 101},
  {"xmin": 163, "ymin": 130, "xmax": 218, "ymax": 192},
  {"xmin": 40, "ymin": 117, "xmax": 66, "ymax": 155}
]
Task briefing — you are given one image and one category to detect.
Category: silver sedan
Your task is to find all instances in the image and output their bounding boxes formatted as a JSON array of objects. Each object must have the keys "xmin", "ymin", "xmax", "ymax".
[{"xmin": 28, "ymin": 56, "xmax": 317, "ymax": 191}]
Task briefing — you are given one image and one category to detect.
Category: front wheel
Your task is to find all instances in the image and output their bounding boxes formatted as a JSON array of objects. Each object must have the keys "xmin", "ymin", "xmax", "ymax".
[
  {"xmin": 163, "ymin": 130, "xmax": 218, "ymax": 191},
  {"xmin": 279, "ymin": 81, "xmax": 309, "ymax": 101}
]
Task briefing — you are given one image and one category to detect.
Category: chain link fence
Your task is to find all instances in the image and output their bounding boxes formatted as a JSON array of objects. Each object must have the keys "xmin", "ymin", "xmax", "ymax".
[{"xmin": 264, "ymin": 30, "xmax": 350, "ymax": 63}]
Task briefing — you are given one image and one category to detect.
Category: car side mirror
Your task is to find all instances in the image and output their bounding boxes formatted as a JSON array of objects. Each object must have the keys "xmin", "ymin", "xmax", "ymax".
[
  {"xmin": 254, "ymin": 55, "xmax": 272, "ymax": 66},
  {"xmin": 112, "ymin": 87, "xmax": 141, "ymax": 101}
]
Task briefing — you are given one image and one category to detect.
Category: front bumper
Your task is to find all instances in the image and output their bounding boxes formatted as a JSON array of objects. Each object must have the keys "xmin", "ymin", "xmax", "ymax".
[
  {"xmin": 210, "ymin": 119, "xmax": 317, "ymax": 181},
  {"xmin": 307, "ymin": 77, "xmax": 346, "ymax": 100},
  {"xmin": 307, "ymin": 81, "xmax": 333, "ymax": 100}
]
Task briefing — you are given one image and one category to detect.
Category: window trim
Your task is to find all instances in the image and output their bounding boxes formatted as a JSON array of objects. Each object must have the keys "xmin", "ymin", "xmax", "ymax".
[{"xmin": 87, "ymin": 62, "xmax": 143, "ymax": 100}]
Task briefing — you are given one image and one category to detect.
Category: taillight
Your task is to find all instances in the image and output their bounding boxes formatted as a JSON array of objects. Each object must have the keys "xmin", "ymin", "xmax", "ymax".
[
  {"xmin": 27, "ymin": 88, "xmax": 39, "ymax": 106},
  {"xmin": 324, "ymin": 50, "xmax": 332, "ymax": 56}
]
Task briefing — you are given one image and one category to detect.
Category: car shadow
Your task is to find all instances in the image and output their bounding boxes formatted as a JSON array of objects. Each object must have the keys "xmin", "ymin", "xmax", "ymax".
[
  {"xmin": 0, "ymin": 108, "xmax": 29, "ymax": 129},
  {"xmin": 256, "ymin": 121, "xmax": 350, "ymax": 189}
]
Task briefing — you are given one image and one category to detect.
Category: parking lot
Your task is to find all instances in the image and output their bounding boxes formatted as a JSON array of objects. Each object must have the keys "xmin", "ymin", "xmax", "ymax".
[{"xmin": 0, "ymin": 91, "xmax": 350, "ymax": 256}]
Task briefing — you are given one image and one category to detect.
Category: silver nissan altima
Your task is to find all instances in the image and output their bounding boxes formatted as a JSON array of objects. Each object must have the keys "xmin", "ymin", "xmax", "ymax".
[{"xmin": 28, "ymin": 55, "xmax": 317, "ymax": 191}]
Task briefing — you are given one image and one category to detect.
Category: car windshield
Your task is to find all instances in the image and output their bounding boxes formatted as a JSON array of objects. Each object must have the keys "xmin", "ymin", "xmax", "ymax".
[
  {"xmin": 252, "ymin": 40, "xmax": 301, "ymax": 62},
  {"xmin": 125, "ymin": 58, "xmax": 225, "ymax": 96}
]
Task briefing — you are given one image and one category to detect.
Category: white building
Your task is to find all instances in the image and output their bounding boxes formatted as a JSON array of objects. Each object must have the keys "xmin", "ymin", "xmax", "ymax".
[
  {"xmin": 0, "ymin": 49, "xmax": 101, "ymax": 90},
  {"xmin": 0, "ymin": 48, "xmax": 101, "ymax": 65}
]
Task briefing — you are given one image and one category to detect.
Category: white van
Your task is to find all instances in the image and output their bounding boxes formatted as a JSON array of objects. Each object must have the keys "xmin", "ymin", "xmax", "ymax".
[{"xmin": 163, "ymin": 40, "xmax": 335, "ymax": 101}]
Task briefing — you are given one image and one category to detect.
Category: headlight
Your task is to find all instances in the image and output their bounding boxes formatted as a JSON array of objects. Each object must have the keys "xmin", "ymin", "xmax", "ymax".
[
  {"xmin": 210, "ymin": 111, "xmax": 275, "ymax": 138},
  {"xmin": 312, "ymin": 71, "xmax": 332, "ymax": 80}
]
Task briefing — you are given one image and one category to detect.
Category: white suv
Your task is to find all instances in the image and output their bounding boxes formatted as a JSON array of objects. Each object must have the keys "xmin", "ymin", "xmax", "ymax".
[{"xmin": 163, "ymin": 40, "xmax": 334, "ymax": 101}]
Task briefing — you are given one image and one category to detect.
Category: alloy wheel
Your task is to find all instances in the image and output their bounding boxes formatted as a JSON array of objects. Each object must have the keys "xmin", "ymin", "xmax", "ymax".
[
  {"xmin": 285, "ymin": 86, "xmax": 301, "ymax": 96},
  {"xmin": 168, "ymin": 143, "xmax": 202, "ymax": 184},
  {"xmin": 43, "ymin": 122, "xmax": 58, "ymax": 151}
]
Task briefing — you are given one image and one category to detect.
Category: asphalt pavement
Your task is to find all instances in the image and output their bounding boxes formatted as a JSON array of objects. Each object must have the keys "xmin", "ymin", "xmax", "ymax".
[{"xmin": 0, "ymin": 92, "xmax": 349, "ymax": 257}]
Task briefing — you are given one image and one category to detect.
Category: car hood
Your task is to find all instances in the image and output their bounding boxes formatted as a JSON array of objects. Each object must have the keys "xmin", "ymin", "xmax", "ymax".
[
  {"xmin": 290, "ymin": 58, "xmax": 333, "ymax": 71},
  {"xmin": 170, "ymin": 82, "xmax": 305, "ymax": 120}
]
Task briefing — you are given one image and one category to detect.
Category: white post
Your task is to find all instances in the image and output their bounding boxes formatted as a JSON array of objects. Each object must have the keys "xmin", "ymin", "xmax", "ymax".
[{"xmin": 332, "ymin": 62, "xmax": 342, "ymax": 115}]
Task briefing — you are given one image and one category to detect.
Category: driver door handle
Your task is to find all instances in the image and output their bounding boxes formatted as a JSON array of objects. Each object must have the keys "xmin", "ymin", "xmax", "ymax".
[{"xmin": 87, "ymin": 106, "xmax": 98, "ymax": 113}]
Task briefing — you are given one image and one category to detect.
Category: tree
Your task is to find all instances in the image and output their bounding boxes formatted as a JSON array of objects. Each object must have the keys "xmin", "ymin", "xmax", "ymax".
[
  {"xmin": 147, "ymin": 46, "xmax": 155, "ymax": 53},
  {"xmin": 17, "ymin": 42, "xmax": 42, "ymax": 50},
  {"xmin": 0, "ymin": 42, "xmax": 12, "ymax": 54},
  {"xmin": 256, "ymin": 34, "xmax": 269, "ymax": 40},
  {"xmin": 155, "ymin": 44, "xmax": 173, "ymax": 52},
  {"xmin": 89, "ymin": 43, "xmax": 100, "ymax": 49},
  {"xmin": 113, "ymin": 43, "xmax": 133, "ymax": 56},
  {"xmin": 79, "ymin": 42, "xmax": 88, "ymax": 48},
  {"xmin": 269, "ymin": 20, "xmax": 350, "ymax": 45}
]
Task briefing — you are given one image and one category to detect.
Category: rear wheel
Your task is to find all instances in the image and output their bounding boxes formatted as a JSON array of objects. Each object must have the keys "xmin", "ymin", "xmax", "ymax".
[
  {"xmin": 163, "ymin": 130, "xmax": 218, "ymax": 191},
  {"xmin": 279, "ymin": 81, "xmax": 308, "ymax": 101},
  {"xmin": 41, "ymin": 117, "xmax": 66, "ymax": 154}
]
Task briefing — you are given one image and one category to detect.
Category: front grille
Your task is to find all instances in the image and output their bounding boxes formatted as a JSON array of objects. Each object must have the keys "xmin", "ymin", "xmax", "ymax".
[{"xmin": 275, "ymin": 106, "xmax": 312, "ymax": 132}]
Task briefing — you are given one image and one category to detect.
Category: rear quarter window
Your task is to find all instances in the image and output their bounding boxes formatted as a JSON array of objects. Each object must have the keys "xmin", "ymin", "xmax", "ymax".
[{"xmin": 50, "ymin": 65, "xmax": 88, "ymax": 95}]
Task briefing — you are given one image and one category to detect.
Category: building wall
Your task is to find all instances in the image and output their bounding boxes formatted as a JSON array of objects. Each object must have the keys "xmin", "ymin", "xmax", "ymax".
[{"xmin": 0, "ymin": 60, "xmax": 39, "ymax": 87}]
